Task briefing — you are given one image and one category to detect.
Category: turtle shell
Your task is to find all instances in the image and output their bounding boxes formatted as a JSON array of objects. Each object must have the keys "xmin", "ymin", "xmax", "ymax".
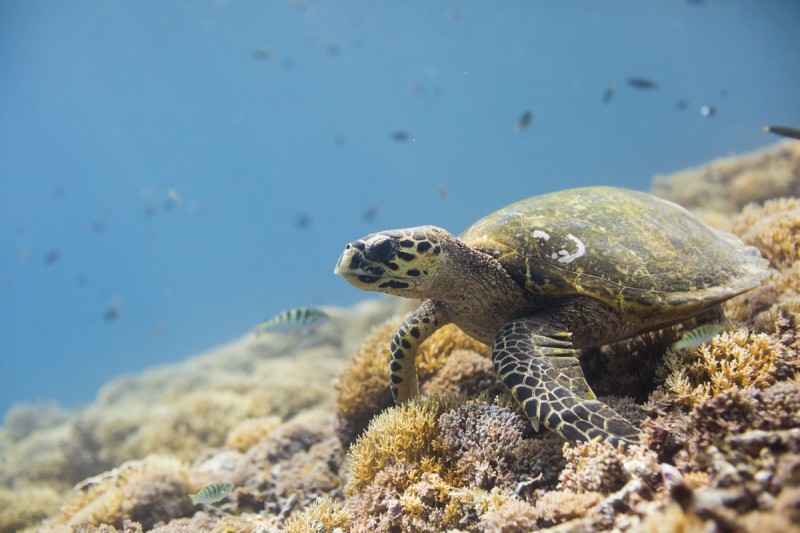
[{"xmin": 459, "ymin": 186, "xmax": 768, "ymax": 320}]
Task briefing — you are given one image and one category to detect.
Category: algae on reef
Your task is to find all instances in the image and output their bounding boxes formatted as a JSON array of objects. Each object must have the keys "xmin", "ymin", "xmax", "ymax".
[{"xmin": 1, "ymin": 142, "xmax": 800, "ymax": 532}]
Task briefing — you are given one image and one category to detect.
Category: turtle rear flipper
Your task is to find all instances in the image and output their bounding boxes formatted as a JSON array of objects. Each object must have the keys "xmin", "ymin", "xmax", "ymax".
[{"xmin": 493, "ymin": 317, "xmax": 641, "ymax": 447}]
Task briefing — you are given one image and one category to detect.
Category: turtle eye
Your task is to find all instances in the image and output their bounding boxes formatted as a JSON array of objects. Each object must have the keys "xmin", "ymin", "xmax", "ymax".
[{"xmin": 365, "ymin": 236, "xmax": 397, "ymax": 263}]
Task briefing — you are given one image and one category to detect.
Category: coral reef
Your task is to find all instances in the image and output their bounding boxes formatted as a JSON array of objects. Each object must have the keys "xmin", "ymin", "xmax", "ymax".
[
  {"xmin": 653, "ymin": 140, "xmax": 800, "ymax": 218},
  {"xmin": 1, "ymin": 144, "xmax": 799, "ymax": 532}
]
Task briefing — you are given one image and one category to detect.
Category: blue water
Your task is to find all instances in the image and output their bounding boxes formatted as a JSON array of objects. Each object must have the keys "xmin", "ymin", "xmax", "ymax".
[{"xmin": 2, "ymin": 1, "xmax": 799, "ymax": 417}]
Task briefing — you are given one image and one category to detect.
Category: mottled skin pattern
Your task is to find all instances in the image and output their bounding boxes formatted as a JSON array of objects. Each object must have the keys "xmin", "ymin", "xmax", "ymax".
[{"xmin": 334, "ymin": 186, "xmax": 769, "ymax": 447}]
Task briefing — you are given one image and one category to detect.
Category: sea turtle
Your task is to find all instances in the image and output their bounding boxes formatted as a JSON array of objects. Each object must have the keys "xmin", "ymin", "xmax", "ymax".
[{"xmin": 334, "ymin": 186, "xmax": 769, "ymax": 446}]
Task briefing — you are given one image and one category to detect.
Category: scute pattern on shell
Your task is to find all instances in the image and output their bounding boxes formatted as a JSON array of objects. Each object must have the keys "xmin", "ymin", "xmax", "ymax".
[{"xmin": 459, "ymin": 186, "xmax": 768, "ymax": 320}]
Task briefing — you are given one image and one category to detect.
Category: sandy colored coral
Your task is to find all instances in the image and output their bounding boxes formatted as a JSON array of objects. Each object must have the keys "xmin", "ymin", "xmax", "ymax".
[
  {"xmin": 346, "ymin": 395, "xmax": 460, "ymax": 496},
  {"xmin": 284, "ymin": 496, "xmax": 350, "ymax": 533},
  {"xmin": 653, "ymin": 141, "xmax": 800, "ymax": 216},
  {"xmin": 0, "ymin": 485, "xmax": 61, "ymax": 533},
  {"xmin": 665, "ymin": 328, "xmax": 786, "ymax": 408},
  {"xmin": 52, "ymin": 455, "xmax": 191, "ymax": 531},
  {"xmin": 335, "ymin": 318, "xmax": 490, "ymax": 446}
]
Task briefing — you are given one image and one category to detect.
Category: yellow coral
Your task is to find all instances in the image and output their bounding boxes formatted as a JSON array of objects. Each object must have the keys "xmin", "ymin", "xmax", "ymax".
[
  {"xmin": 224, "ymin": 416, "xmax": 282, "ymax": 452},
  {"xmin": 336, "ymin": 317, "xmax": 489, "ymax": 445},
  {"xmin": 56, "ymin": 455, "xmax": 190, "ymax": 530},
  {"xmin": 733, "ymin": 197, "xmax": 800, "ymax": 269},
  {"xmin": 665, "ymin": 328, "xmax": 784, "ymax": 407},
  {"xmin": 345, "ymin": 395, "xmax": 463, "ymax": 496},
  {"xmin": 283, "ymin": 496, "xmax": 350, "ymax": 533},
  {"xmin": 0, "ymin": 485, "xmax": 61, "ymax": 533}
]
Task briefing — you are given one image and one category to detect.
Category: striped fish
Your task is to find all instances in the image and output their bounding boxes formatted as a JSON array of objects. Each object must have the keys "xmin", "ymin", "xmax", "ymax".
[
  {"xmin": 254, "ymin": 307, "xmax": 330, "ymax": 335},
  {"xmin": 671, "ymin": 322, "xmax": 725, "ymax": 352},
  {"xmin": 190, "ymin": 482, "xmax": 234, "ymax": 505}
]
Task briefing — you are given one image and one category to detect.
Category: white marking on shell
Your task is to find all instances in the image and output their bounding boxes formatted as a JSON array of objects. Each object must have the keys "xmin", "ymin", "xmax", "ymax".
[
  {"xmin": 532, "ymin": 230, "xmax": 550, "ymax": 241},
  {"xmin": 551, "ymin": 233, "xmax": 586, "ymax": 264}
]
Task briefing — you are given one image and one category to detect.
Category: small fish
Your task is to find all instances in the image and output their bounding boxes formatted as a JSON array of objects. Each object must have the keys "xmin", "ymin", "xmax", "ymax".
[
  {"xmin": 699, "ymin": 105, "xmax": 716, "ymax": 118},
  {"xmin": 190, "ymin": 482, "xmax": 234, "ymax": 505},
  {"xmin": 627, "ymin": 77, "xmax": 659, "ymax": 90},
  {"xmin": 295, "ymin": 213, "xmax": 313, "ymax": 229},
  {"xmin": 763, "ymin": 125, "xmax": 800, "ymax": 141},
  {"xmin": 671, "ymin": 322, "xmax": 725, "ymax": 351},
  {"xmin": 254, "ymin": 307, "xmax": 330, "ymax": 335},
  {"xmin": 362, "ymin": 204, "xmax": 379, "ymax": 222},
  {"xmin": 514, "ymin": 109, "xmax": 534, "ymax": 132},
  {"xmin": 44, "ymin": 249, "xmax": 60, "ymax": 265},
  {"xmin": 602, "ymin": 85, "xmax": 617, "ymax": 104},
  {"xmin": 392, "ymin": 130, "xmax": 411, "ymax": 142},
  {"xmin": 251, "ymin": 48, "xmax": 274, "ymax": 61}
]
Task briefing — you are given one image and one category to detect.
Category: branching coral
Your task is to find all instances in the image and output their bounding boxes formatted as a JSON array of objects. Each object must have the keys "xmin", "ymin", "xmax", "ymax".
[
  {"xmin": 652, "ymin": 141, "xmax": 800, "ymax": 215},
  {"xmin": 664, "ymin": 328, "xmax": 785, "ymax": 408},
  {"xmin": 284, "ymin": 496, "xmax": 350, "ymax": 533},
  {"xmin": 335, "ymin": 318, "xmax": 490, "ymax": 447},
  {"xmin": 53, "ymin": 455, "xmax": 191, "ymax": 531},
  {"xmin": 0, "ymin": 485, "xmax": 61, "ymax": 533},
  {"xmin": 345, "ymin": 396, "xmax": 460, "ymax": 497},
  {"xmin": 436, "ymin": 401, "xmax": 563, "ymax": 490}
]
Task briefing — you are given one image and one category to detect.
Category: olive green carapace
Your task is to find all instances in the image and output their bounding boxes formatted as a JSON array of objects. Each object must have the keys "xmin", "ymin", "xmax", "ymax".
[{"xmin": 334, "ymin": 186, "xmax": 769, "ymax": 447}]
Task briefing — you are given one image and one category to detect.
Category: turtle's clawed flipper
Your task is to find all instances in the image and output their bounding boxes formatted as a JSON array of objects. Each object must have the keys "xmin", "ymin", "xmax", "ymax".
[{"xmin": 493, "ymin": 317, "xmax": 641, "ymax": 447}]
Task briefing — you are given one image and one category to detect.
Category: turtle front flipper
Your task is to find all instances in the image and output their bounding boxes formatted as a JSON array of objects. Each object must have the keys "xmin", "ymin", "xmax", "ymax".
[
  {"xmin": 390, "ymin": 301, "xmax": 450, "ymax": 403},
  {"xmin": 493, "ymin": 317, "xmax": 641, "ymax": 447}
]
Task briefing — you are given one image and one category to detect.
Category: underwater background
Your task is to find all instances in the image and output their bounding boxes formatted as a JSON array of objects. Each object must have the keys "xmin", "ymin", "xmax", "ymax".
[{"xmin": 1, "ymin": 0, "xmax": 799, "ymax": 417}]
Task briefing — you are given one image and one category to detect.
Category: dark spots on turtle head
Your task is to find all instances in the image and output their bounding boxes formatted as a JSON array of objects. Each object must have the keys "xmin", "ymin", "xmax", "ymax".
[
  {"xmin": 560, "ymin": 408, "xmax": 579, "ymax": 425},
  {"xmin": 409, "ymin": 327, "xmax": 420, "ymax": 339},
  {"xmin": 397, "ymin": 251, "xmax": 416, "ymax": 262},
  {"xmin": 422, "ymin": 317, "xmax": 431, "ymax": 324},
  {"xmin": 399, "ymin": 239, "xmax": 415, "ymax": 248},
  {"xmin": 385, "ymin": 262, "xmax": 400, "ymax": 271},
  {"xmin": 546, "ymin": 412, "xmax": 561, "ymax": 429},
  {"xmin": 401, "ymin": 339, "xmax": 412, "ymax": 350},
  {"xmin": 417, "ymin": 241, "xmax": 432, "ymax": 253},
  {"xmin": 407, "ymin": 269, "xmax": 421, "ymax": 277},
  {"xmin": 379, "ymin": 280, "xmax": 410, "ymax": 290},
  {"xmin": 358, "ymin": 275, "xmax": 379, "ymax": 284},
  {"xmin": 390, "ymin": 374, "xmax": 403, "ymax": 384},
  {"xmin": 365, "ymin": 236, "xmax": 397, "ymax": 262},
  {"xmin": 528, "ymin": 268, "xmax": 546, "ymax": 286},
  {"xmin": 409, "ymin": 317, "xmax": 419, "ymax": 325},
  {"xmin": 390, "ymin": 361, "xmax": 403, "ymax": 372},
  {"xmin": 433, "ymin": 245, "xmax": 442, "ymax": 255}
]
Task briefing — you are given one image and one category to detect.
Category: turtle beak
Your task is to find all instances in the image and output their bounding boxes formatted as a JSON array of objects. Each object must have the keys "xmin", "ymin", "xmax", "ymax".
[{"xmin": 334, "ymin": 241, "xmax": 385, "ymax": 288}]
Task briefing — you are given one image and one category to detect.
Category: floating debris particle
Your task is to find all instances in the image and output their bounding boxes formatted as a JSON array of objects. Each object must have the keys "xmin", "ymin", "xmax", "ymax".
[
  {"xmin": 627, "ymin": 77, "xmax": 659, "ymax": 90},
  {"xmin": 52, "ymin": 186, "xmax": 66, "ymax": 199},
  {"xmin": 326, "ymin": 43, "xmax": 340, "ymax": 56},
  {"xmin": 699, "ymin": 105, "xmax": 716, "ymax": 117},
  {"xmin": 676, "ymin": 99, "xmax": 689, "ymax": 111},
  {"xmin": 190, "ymin": 482, "xmax": 234, "ymax": 505},
  {"xmin": 763, "ymin": 125, "xmax": 800, "ymax": 141},
  {"xmin": 514, "ymin": 109, "xmax": 534, "ymax": 132},
  {"xmin": 392, "ymin": 130, "xmax": 411, "ymax": 142},
  {"xmin": 438, "ymin": 183, "xmax": 449, "ymax": 201},
  {"xmin": 254, "ymin": 307, "xmax": 330, "ymax": 335},
  {"xmin": 602, "ymin": 85, "xmax": 617, "ymax": 104},
  {"xmin": 671, "ymin": 322, "xmax": 725, "ymax": 351},
  {"xmin": 44, "ymin": 249, "xmax": 60, "ymax": 265},
  {"xmin": 251, "ymin": 48, "xmax": 274, "ymax": 61}
]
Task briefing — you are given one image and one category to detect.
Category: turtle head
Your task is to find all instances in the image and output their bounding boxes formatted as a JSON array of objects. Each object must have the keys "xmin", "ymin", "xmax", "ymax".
[{"xmin": 334, "ymin": 226, "xmax": 449, "ymax": 297}]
